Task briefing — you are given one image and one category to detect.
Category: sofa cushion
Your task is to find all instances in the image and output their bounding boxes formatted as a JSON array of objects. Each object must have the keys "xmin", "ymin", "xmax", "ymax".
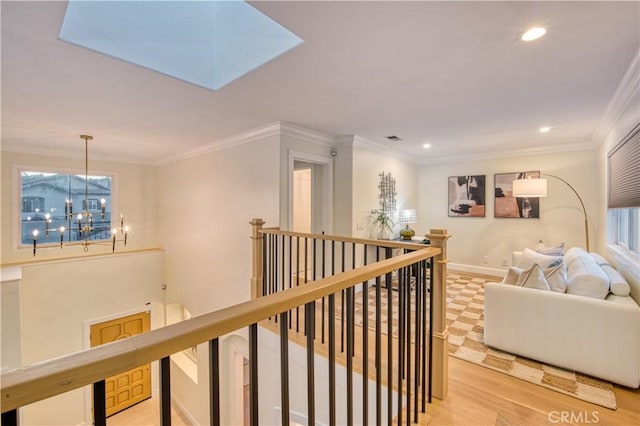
[
  {"xmin": 544, "ymin": 262, "xmax": 567, "ymax": 293},
  {"xmin": 502, "ymin": 266, "xmax": 525, "ymax": 285},
  {"xmin": 517, "ymin": 248, "xmax": 563, "ymax": 270},
  {"xmin": 564, "ymin": 246, "xmax": 590, "ymax": 266},
  {"xmin": 566, "ymin": 254, "xmax": 610, "ymax": 299},
  {"xmin": 601, "ymin": 264, "xmax": 631, "ymax": 296},
  {"xmin": 516, "ymin": 264, "xmax": 551, "ymax": 291},
  {"xmin": 535, "ymin": 241, "xmax": 565, "ymax": 256}
]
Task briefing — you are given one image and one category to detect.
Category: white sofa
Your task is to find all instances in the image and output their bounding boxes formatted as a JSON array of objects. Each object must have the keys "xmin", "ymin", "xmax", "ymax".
[{"xmin": 484, "ymin": 248, "xmax": 640, "ymax": 388}]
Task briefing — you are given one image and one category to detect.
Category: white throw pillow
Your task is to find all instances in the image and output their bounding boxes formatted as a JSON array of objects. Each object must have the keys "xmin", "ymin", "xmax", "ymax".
[
  {"xmin": 517, "ymin": 248, "xmax": 563, "ymax": 270},
  {"xmin": 564, "ymin": 246, "xmax": 590, "ymax": 266},
  {"xmin": 516, "ymin": 264, "xmax": 551, "ymax": 291},
  {"xmin": 544, "ymin": 262, "xmax": 567, "ymax": 293},
  {"xmin": 502, "ymin": 266, "xmax": 525, "ymax": 285},
  {"xmin": 534, "ymin": 241, "xmax": 565, "ymax": 256},
  {"xmin": 566, "ymin": 254, "xmax": 610, "ymax": 299},
  {"xmin": 601, "ymin": 264, "xmax": 631, "ymax": 296},
  {"xmin": 589, "ymin": 252, "xmax": 610, "ymax": 267}
]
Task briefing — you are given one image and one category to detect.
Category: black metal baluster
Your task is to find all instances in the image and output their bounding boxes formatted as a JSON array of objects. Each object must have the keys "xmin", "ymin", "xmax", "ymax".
[
  {"xmin": 288, "ymin": 236, "xmax": 293, "ymax": 329},
  {"xmin": 322, "ymin": 239, "xmax": 326, "ymax": 344},
  {"xmin": 346, "ymin": 287, "xmax": 354, "ymax": 426},
  {"xmin": 351, "ymin": 243, "xmax": 357, "ymax": 358},
  {"xmin": 160, "ymin": 356, "xmax": 171, "ymax": 426},
  {"xmin": 274, "ymin": 236, "xmax": 279, "ymax": 323},
  {"xmin": 329, "ymin": 293, "xmax": 336, "ymax": 426},
  {"xmin": 250, "ymin": 323, "xmax": 259, "ymax": 426},
  {"xmin": 93, "ymin": 380, "xmax": 106, "ymax": 426},
  {"xmin": 262, "ymin": 233, "xmax": 267, "ymax": 297},
  {"xmin": 387, "ymin": 264, "xmax": 393, "ymax": 426},
  {"xmin": 312, "ymin": 238, "xmax": 317, "ymax": 340},
  {"xmin": 414, "ymin": 262, "xmax": 421, "ymax": 422},
  {"xmin": 406, "ymin": 266, "xmax": 412, "ymax": 426},
  {"xmin": 296, "ymin": 236, "xmax": 300, "ymax": 332},
  {"xmin": 428, "ymin": 259, "xmax": 434, "ymax": 403},
  {"xmin": 422, "ymin": 260, "xmax": 428, "ymax": 412},
  {"xmin": 303, "ymin": 237, "xmax": 309, "ymax": 335},
  {"xmin": 397, "ymin": 268, "xmax": 405, "ymax": 426},
  {"xmin": 280, "ymin": 312, "xmax": 290, "ymax": 426},
  {"xmin": 306, "ymin": 301, "xmax": 316, "ymax": 425},
  {"xmin": 375, "ymin": 249, "xmax": 382, "ymax": 426},
  {"xmin": 1, "ymin": 410, "xmax": 18, "ymax": 426},
  {"xmin": 209, "ymin": 338, "xmax": 220, "ymax": 426},
  {"xmin": 362, "ymin": 275, "xmax": 369, "ymax": 426},
  {"xmin": 341, "ymin": 242, "xmax": 346, "ymax": 353}
]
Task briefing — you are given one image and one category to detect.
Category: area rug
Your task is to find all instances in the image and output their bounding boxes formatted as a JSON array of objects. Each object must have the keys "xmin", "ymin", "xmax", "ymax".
[
  {"xmin": 347, "ymin": 272, "xmax": 617, "ymax": 409},
  {"xmin": 446, "ymin": 272, "xmax": 616, "ymax": 410}
]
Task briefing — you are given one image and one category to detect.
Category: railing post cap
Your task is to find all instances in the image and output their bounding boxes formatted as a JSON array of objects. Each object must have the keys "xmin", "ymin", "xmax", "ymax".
[
  {"xmin": 427, "ymin": 229, "xmax": 451, "ymax": 240},
  {"xmin": 250, "ymin": 218, "xmax": 265, "ymax": 226}
]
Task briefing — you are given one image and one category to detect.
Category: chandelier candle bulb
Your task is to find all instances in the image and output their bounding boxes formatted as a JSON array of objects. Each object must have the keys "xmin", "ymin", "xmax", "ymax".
[
  {"xmin": 100, "ymin": 198, "xmax": 106, "ymax": 219},
  {"xmin": 124, "ymin": 226, "xmax": 129, "ymax": 246},
  {"xmin": 32, "ymin": 229, "xmax": 39, "ymax": 256},
  {"xmin": 59, "ymin": 226, "xmax": 65, "ymax": 248},
  {"xmin": 77, "ymin": 213, "xmax": 83, "ymax": 236}
]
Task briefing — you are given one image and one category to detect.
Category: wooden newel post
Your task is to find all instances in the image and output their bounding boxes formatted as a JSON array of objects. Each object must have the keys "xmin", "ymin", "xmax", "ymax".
[
  {"xmin": 250, "ymin": 218, "xmax": 265, "ymax": 299},
  {"xmin": 426, "ymin": 228, "xmax": 452, "ymax": 400}
]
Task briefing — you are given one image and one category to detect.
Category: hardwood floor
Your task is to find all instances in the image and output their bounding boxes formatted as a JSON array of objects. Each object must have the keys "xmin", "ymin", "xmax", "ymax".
[{"xmin": 106, "ymin": 397, "xmax": 192, "ymax": 426}]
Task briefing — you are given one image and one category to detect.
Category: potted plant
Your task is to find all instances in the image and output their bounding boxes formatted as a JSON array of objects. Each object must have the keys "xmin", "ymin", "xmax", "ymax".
[{"xmin": 372, "ymin": 210, "xmax": 393, "ymax": 240}]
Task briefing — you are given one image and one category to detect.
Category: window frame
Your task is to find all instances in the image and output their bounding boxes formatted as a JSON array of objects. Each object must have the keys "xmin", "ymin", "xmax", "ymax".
[{"xmin": 13, "ymin": 164, "xmax": 119, "ymax": 251}]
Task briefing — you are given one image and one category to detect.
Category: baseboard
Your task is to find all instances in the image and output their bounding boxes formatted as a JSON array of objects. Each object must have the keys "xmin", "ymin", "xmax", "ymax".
[
  {"xmin": 448, "ymin": 263, "xmax": 505, "ymax": 279},
  {"xmin": 171, "ymin": 393, "xmax": 200, "ymax": 426}
]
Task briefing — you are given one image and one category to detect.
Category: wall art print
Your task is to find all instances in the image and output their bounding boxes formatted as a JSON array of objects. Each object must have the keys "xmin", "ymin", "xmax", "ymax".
[
  {"xmin": 448, "ymin": 175, "xmax": 486, "ymax": 217},
  {"xmin": 494, "ymin": 171, "xmax": 540, "ymax": 218}
]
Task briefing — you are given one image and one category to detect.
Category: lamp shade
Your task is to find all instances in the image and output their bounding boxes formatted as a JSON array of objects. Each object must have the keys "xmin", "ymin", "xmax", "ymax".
[
  {"xmin": 512, "ymin": 178, "xmax": 547, "ymax": 197},
  {"xmin": 398, "ymin": 209, "xmax": 417, "ymax": 224}
]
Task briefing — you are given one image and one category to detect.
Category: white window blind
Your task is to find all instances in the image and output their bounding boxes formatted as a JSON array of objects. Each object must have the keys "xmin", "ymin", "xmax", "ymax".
[{"xmin": 608, "ymin": 123, "xmax": 640, "ymax": 209}]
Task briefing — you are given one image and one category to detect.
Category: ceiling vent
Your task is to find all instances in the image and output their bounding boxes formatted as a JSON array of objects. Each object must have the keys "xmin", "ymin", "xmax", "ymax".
[{"xmin": 386, "ymin": 135, "xmax": 402, "ymax": 142}]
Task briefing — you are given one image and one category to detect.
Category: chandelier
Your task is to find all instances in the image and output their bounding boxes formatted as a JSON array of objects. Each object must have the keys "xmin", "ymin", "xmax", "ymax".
[{"xmin": 31, "ymin": 135, "xmax": 128, "ymax": 255}]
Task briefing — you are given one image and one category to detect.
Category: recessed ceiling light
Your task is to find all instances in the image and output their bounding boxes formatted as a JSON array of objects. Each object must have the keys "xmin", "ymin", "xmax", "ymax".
[
  {"xmin": 539, "ymin": 126, "xmax": 551, "ymax": 133},
  {"xmin": 522, "ymin": 27, "xmax": 547, "ymax": 42},
  {"xmin": 422, "ymin": 143, "xmax": 432, "ymax": 149}
]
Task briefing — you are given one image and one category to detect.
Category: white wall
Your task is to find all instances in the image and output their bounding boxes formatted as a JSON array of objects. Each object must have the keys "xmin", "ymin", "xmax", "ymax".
[
  {"xmin": 157, "ymin": 135, "xmax": 281, "ymax": 424},
  {"xmin": 334, "ymin": 142, "xmax": 354, "ymax": 236},
  {"xmin": 419, "ymin": 149, "xmax": 599, "ymax": 271},
  {"xmin": 17, "ymin": 251, "xmax": 165, "ymax": 425},
  {"xmin": 1, "ymin": 151, "xmax": 159, "ymax": 263},
  {"xmin": 352, "ymin": 147, "xmax": 420, "ymax": 239}
]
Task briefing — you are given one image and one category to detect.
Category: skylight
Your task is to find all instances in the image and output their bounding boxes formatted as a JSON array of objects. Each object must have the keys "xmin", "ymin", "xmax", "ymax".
[{"xmin": 59, "ymin": 0, "xmax": 303, "ymax": 91}]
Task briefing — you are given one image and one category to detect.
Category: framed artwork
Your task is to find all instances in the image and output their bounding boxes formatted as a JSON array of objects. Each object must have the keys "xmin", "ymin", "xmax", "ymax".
[
  {"xmin": 494, "ymin": 171, "xmax": 540, "ymax": 218},
  {"xmin": 448, "ymin": 175, "xmax": 486, "ymax": 217}
]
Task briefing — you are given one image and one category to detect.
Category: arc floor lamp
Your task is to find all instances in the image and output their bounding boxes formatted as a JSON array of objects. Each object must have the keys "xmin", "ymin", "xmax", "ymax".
[{"xmin": 512, "ymin": 174, "xmax": 589, "ymax": 251}]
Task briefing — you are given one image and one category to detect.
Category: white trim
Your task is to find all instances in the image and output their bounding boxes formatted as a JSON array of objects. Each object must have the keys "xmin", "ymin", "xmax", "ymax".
[
  {"xmin": 287, "ymin": 150, "xmax": 334, "ymax": 234},
  {"xmin": 352, "ymin": 135, "xmax": 419, "ymax": 164},
  {"xmin": 592, "ymin": 48, "xmax": 640, "ymax": 145},
  {"xmin": 418, "ymin": 142, "xmax": 597, "ymax": 166},
  {"xmin": 280, "ymin": 121, "xmax": 336, "ymax": 146},
  {"xmin": 159, "ymin": 122, "xmax": 283, "ymax": 165},
  {"xmin": 448, "ymin": 263, "xmax": 505, "ymax": 278},
  {"xmin": 171, "ymin": 393, "xmax": 200, "ymax": 426}
]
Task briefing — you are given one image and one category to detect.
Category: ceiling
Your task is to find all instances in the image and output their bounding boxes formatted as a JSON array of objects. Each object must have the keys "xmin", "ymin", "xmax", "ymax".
[{"xmin": 2, "ymin": 1, "xmax": 639, "ymax": 165}]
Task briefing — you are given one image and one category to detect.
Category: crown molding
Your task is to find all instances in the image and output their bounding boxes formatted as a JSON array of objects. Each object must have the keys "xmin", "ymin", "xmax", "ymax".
[
  {"xmin": 352, "ymin": 135, "xmax": 421, "ymax": 165},
  {"xmin": 279, "ymin": 121, "xmax": 336, "ymax": 146},
  {"xmin": 592, "ymin": 48, "xmax": 640, "ymax": 145},
  {"xmin": 158, "ymin": 121, "xmax": 339, "ymax": 165},
  {"xmin": 157, "ymin": 122, "xmax": 283, "ymax": 165},
  {"xmin": 417, "ymin": 140, "xmax": 596, "ymax": 166}
]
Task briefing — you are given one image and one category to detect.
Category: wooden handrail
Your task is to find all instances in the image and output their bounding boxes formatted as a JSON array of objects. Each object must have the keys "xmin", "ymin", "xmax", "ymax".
[
  {"xmin": 260, "ymin": 227, "xmax": 430, "ymax": 250},
  {"xmin": 1, "ymin": 247, "xmax": 440, "ymax": 413}
]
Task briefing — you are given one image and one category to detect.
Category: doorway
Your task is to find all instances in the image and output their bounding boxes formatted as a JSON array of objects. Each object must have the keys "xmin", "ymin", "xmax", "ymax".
[
  {"xmin": 288, "ymin": 151, "xmax": 333, "ymax": 235},
  {"xmin": 90, "ymin": 311, "xmax": 151, "ymax": 417}
]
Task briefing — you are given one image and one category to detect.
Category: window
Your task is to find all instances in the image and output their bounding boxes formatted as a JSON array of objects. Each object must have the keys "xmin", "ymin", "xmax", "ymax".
[
  {"xmin": 607, "ymin": 123, "xmax": 640, "ymax": 254},
  {"xmin": 20, "ymin": 171, "xmax": 112, "ymax": 245},
  {"xmin": 22, "ymin": 196, "xmax": 45, "ymax": 213}
]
